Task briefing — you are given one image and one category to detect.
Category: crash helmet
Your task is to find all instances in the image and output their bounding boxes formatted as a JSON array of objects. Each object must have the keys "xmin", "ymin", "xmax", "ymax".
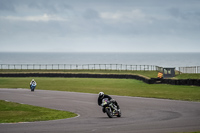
[{"xmin": 99, "ymin": 92, "xmax": 104, "ymax": 99}]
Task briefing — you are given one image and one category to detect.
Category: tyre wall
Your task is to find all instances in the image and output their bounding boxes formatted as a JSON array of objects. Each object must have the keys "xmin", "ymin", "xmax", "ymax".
[{"xmin": 0, "ymin": 73, "xmax": 199, "ymax": 86}]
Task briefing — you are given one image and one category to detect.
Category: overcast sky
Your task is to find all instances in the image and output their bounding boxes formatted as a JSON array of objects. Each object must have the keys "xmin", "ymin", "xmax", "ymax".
[{"xmin": 0, "ymin": 0, "xmax": 200, "ymax": 52}]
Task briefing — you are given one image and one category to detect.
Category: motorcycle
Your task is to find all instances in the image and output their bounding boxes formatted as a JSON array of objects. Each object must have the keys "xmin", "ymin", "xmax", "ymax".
[
  {"xmin": 101, "ymin": 98, "xmax": 121, "ymax": 118},
  {"xmin": 30, "ymin": 83, "xmax": 36, "ymax": 91}
]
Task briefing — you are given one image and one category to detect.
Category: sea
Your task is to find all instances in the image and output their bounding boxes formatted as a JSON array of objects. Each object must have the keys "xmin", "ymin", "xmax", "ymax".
[{"xmin": 0, "ymin": 52, "xmax": 200, "ymax": 70}]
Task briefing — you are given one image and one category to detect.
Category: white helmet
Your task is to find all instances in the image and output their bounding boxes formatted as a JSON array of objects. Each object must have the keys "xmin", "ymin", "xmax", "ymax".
[{"xmin": 99, "ymin": 92, "xmax": 104, "ymax": 99}]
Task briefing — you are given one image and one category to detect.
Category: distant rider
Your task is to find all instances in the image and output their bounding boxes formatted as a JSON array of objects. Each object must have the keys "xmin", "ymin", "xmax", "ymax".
[
  {"xmin": 30, "ymin": 79, "xmax": 37, "ymax": 88},
  {"xmin": 98, "ymin": 92, "xmax": 120, "ymax": 112}
]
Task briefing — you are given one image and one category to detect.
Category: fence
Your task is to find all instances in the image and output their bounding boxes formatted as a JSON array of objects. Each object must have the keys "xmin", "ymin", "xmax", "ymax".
[
  {"xmin": 0, "ymin": 64, "xmax": 161, "ymax": 71},
  {"xmin": 179, "ymin": 66, "xmax": 200, "ymax": 73}
]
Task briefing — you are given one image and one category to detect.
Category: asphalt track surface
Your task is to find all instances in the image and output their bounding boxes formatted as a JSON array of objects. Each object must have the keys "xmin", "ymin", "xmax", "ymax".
[{"xmin": 0, "ymin": 89, "xmax": 200, "ymax": 133}]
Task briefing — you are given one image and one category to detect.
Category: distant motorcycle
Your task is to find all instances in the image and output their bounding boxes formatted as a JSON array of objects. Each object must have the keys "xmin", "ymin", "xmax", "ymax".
[
  {"xmin": 30, "ymin": 83, "xmax": 36, "ymax": 91},
  {"xmin": 101, "ymin": 98, "xmax": 121, "ymax": 118}
]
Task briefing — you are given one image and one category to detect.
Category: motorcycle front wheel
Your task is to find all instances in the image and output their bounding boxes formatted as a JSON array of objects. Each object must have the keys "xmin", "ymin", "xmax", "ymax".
[
  {"xmin": 105, "ymin": 107, "xmax": 113, "ymax": 118},
  {"xmin": 31, "ymin": 86, "xmax": 35, "ymax": 91}
]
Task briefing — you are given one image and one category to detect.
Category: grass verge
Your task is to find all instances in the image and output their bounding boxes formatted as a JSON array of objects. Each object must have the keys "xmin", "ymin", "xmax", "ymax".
[
  {"xmin": 0, "ymin": 77, "xmax": 200, "ymax": 101},
  {"xmin": 178, "ymin": 131, "xmax": 200, "ymax": 133},
  {"xmin": 175, "ymin": 73, "xmax": 200, "ymax": 79},
  {"xmin": 1, "ymin": 69, "xmax": 200, "ymax": 79},
  {"xmin": 0, "ymin": 100, "xmax": 77, "ymax": 123}
]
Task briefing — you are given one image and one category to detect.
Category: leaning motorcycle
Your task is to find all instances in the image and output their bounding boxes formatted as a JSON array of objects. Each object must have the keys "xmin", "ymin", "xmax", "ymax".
[
  {"xmin": 101, "ymin": 98, "xmax": 121, "ymax": 118},
  {"xmin": 30, "ymin": 83, "xmax": 36, "ymax": 91}
]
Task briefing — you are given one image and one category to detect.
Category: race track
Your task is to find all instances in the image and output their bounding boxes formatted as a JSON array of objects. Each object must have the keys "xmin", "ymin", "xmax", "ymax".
[{"xmin": 0, "ymin": 88, "xmax": 200, "ymax": 133}]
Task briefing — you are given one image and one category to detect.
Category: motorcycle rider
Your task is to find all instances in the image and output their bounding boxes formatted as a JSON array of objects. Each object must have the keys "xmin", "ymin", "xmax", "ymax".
[
  {"xmin": 98, "ymin": 92, "xmax": 120, "ymax": 113},
  {"xmin": 30, "ymin": 79, "xmax": 37, "ymax": 88}
]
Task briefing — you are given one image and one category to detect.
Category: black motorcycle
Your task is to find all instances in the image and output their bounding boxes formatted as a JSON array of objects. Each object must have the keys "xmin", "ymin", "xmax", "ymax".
[{"xmin": 101, "ymin": 98, "xmax": 121, "ymax": 118}]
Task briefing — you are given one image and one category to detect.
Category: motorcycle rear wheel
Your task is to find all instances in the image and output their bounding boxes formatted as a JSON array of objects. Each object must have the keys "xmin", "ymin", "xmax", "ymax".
[{"xmin": 117, "ymin": 111, "xmax": 121, "ymax": 117}]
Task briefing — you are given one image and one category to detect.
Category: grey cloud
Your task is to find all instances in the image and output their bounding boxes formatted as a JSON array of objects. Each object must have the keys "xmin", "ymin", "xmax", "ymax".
[
  {"xmin": 168, "ymin": 7, "xmax": 200, "ymax": 21},
  {"xmin": 28, "ymin": 1, "xmax": 73, "ymax": 14},
  {"xmin": 83, "ymin": 9, "xmax": 100, "ymax": 19},
  {"xmin": 1, "ymin": 0, "xmax": 200, "ymax": 52},
  {"xmin": 168, "ymin": 8, "xmax": 180, "ymax": 18},
  {"xmin": 0, "ymin": 0, "xmax": 16, "ymax": 12},
  {"xmin": 0, "ymin": 0, "xmax": 73, "ymax": 15}
]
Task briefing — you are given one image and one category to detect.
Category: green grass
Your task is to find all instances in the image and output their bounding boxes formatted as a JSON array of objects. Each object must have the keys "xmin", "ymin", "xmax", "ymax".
[
  {"xmin": 0, "ymin": 100, "xmax": 77, "ymax": 123},
  {"xmin": 175, "ymin": 73, "xmax": 200, "ymax": 79},
  {"xmin": 178, "ymin": 131, "xmax": 200, "ymax": 133},
  {"xmin": 0, "ymin": 77, "xmax": 200, "ymax": 101}
]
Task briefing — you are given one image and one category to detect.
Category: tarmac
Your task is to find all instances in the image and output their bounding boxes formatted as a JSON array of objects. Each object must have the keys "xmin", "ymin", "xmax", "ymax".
[{"xmin": 0, "ymin": 88, "xmax": 200, "ymax": 133}]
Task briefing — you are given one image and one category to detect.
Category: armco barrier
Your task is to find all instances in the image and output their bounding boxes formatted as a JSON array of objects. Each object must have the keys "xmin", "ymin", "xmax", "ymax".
[{"xmin": 0, "ymin": 73, "xmax": 199, "ymax": 86}]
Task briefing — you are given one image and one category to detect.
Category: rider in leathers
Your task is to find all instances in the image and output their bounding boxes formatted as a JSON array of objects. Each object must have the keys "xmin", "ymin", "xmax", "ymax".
[
  {"xmin": 98, "ymin": 92, "xmax": 120, "ymax": 113},
  {"xmin": 30, "ymin": 79, "xmax": 37, "ymax": 88}
]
